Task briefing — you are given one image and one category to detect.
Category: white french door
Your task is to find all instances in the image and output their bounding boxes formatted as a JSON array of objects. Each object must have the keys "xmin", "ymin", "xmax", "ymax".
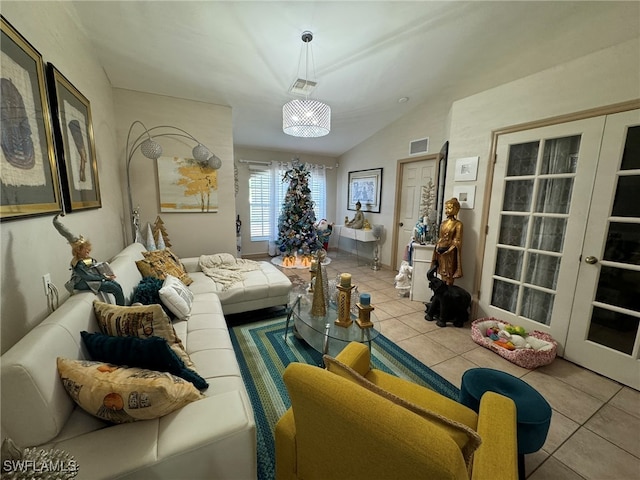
[
  {"xmin": 565, "ymin": 110, "xmax": 640, "ymax": 389},
  {"xmin": 480, "ymin": 110, "xmax": 640, "ymax": 388}
]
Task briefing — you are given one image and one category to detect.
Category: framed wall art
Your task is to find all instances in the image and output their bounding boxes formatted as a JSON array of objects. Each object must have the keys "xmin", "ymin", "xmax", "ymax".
[
  {"xmin": 453, "ymin": 185, "xmax": 476, "ymax": 209},
  {"xmin": 348, "ymin": 168, "xmax": 382, "ymax": 213},
  {"xmin": 0, "ymin": 16, "xmax": 62, "ymax": 220},
  {"xmin": 47, "ymin": 63, "xmax": 101, "ymax": 211},
  {"xmin": 157, "ymin": 156, "xmax": 219, "ymax": 213},
  {"xmin": 454, "ymin": 156, "xmax": 479, "ymax": 181}
]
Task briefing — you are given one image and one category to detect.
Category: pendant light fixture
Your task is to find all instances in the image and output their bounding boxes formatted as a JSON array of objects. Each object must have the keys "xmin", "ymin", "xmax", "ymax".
[{"xmin": 282, "ymin": 31, "xmax": 331, "ymax": 138}]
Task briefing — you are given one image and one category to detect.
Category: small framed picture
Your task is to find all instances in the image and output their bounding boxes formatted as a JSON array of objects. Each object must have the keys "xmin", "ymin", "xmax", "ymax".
[
  {"xmin": 454, "ymin": 156, "xmax": 479, "ymax": 182},
  {"xmin": 453, "ymin": 185, "xmax": 476, "ymax": 209}
]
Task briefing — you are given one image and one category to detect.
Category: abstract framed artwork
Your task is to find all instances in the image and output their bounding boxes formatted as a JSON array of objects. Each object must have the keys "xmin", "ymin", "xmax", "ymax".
[
  {"xmin": 157, "ymin": 156, "xmax": 219, "ymax": 213},
  {"xmin": 0, "ymin": 15, "xmax": 62, "ymax": 220},
  {"xmin": 347, "ymin": 168, "xmax": 382, "ymax": 213},
  {"xmin": 47, "ymin": 63, "xmax": 101, "ymax": 211}
]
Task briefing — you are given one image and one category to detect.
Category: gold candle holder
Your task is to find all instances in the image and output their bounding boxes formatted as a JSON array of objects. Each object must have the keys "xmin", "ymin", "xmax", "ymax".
[
  {"xmin": 356, "ymin": 303, "xmax": 375, "ymax": 329},
  {"xmin": 335, "ymin": 283, "xmax": 354, "ymax": 327}
]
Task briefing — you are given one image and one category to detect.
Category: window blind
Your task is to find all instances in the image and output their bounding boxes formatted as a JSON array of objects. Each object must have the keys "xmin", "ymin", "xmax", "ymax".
[
  {"xmin": 248, "ymin": 167, "xmax": 271, "ymax": 241},
  {"xmin": 248, "ymin": 163, "xmax": 327, "ymax": 243}
]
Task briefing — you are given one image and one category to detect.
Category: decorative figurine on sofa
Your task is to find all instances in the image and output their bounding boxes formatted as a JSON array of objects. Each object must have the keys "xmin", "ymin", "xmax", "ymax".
[
  {"xmin": 424, "ymin": 262, "xmax": 471, "ymax": 327},
  {"xmin": 432, "ymin": 197, "xmax": 463, "ymax": 285},
  {"xmin": 53, "ymin": 214, "xmax": 125, "ymax": 305},
  {"xmin": 345, "ymin": 201, "xmax": 365, "ymax": 229}
]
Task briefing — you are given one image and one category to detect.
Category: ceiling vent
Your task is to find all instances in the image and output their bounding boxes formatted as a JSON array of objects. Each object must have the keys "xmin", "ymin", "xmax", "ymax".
[
  {"xmin": 289, "ymin": 78, "xmax": 317, "ymax": 97},
  {"xmin": 409, "ymin": 137, "xmax": 429, "ymax": 155}
]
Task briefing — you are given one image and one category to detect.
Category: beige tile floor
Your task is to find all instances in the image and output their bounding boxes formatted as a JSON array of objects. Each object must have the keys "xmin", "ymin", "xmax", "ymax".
[{"xmin": 268, "ymin": 252, "xmax": 640, "ymax": 480}]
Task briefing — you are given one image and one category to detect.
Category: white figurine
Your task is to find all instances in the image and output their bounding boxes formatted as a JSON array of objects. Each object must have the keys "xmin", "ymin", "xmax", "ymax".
[{"xmin": 394, "ymin": 260, "xmax": 413, "ymax": 297}]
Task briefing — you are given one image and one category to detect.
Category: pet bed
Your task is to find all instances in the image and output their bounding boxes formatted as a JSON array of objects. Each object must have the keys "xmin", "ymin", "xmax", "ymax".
[{"xmin": 471, "ymin": 317, "xmax": 557, "ymax": 369}]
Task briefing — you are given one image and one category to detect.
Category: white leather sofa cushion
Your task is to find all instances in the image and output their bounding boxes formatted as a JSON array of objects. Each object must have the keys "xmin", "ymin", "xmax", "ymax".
[
  {"xmin": 49, "ymin": 391, "xmax": 256, "ymax": 480},
  {"xmin": 1, "ymin": 294, "xmax": 93, "ymax": 447},
  {"xmin": 183, "ymin": 259, "xmax": 291, "ymax": 314}
]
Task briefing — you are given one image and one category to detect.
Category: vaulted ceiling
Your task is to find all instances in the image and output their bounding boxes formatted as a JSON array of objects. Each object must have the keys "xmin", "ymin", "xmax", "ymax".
[{"xmin": 70, "ymin": 1, "xmax": 639, "ymax": 156}]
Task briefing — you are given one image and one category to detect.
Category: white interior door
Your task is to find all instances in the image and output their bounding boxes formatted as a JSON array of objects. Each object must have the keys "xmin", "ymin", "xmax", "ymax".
[
  {"xmin": 480, "ymin": 117, "xmax": 607, "ymax": 348},
  {"xmin": 395, "ymin": 160, "xmax": 436, "ymax": 268},
  {"xmin": 565, "ymin": 110, "xmax": 640, "ymax": 389}
]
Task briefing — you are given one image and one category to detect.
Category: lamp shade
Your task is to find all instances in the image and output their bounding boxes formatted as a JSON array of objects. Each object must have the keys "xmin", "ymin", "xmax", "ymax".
[
  {"xmin": 283, "ymin": 99, "xmax": 331, "ymax": 138},
  {"xmin": 208, "ymin": 155, "xmax": 222, "ymax": 170},
  {"xmin": 140, "ymin": 138, "xmax": 163, "ymax": 159},
  {"xmin": 192, "ymin": 144, "xmax": 211, "ymax": 162},
  {"xmin": 125, "ymin": 120, "xmax": 221, "ymax": 242}
]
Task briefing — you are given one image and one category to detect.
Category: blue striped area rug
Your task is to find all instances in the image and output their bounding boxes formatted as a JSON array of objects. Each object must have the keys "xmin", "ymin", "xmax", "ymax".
[{"xmin": 229, "ymin": 317, "xmax": 460, "ymax": 480}]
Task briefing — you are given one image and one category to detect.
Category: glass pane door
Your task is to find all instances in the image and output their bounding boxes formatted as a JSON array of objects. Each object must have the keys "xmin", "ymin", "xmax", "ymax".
[
  {"xmin": 565, "ymin": 110, "xmax": 640, "ymax": 389},
  {"xmin": 481, "ymin": 116, "xmax": 605, "ymax": 346},
  {"xmin": 491, "ymin": 136, "xmax": 580, "ymax": 325},
  {"xmin": 584, "ymin": 125, "xmax": 640, "ymax": 354}
]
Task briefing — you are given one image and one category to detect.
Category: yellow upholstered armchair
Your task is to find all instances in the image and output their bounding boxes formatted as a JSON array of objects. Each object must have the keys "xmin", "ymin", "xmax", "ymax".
[{"xmin": 275, "ymin": 342, "xmax": 518, "ymax": 480}]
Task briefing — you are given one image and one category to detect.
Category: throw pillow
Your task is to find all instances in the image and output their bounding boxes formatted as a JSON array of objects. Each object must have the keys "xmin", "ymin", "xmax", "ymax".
[
  {"xmin": 130, "ymin": 277, "xmax": 174, "ymax": 316},
  {"xmin": 93, "ymin": 301, "xmax": 193, "ymax": 367},
  {"xmin": 323, "ymin": 354, "xmax": 481, "ymax": 468},
  {"xmin": 159, "ymin": 275, "xmax": 194, "ymax": 320},
  {"xmin": 136, "ymin": 248, "xmax": 193, "ymax": 286},
  {"xmin": 81, "ymin": 332, "xmax": 208, "ymax": 390},
  {"xmin": 57, "ymin": 358, "xmax": 202, "ymax": 423}
]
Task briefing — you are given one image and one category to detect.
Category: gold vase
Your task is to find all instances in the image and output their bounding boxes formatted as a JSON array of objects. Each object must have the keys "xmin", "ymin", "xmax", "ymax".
[{"xmin": 310, "ymin": 262, "xmax": 326, "ymax": 317}]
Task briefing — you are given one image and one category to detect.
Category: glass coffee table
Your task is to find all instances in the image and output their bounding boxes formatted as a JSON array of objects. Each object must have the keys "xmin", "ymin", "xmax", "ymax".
[{"xmin": 285, "ymin": 292, "xmax": 380, "ymax": 358}]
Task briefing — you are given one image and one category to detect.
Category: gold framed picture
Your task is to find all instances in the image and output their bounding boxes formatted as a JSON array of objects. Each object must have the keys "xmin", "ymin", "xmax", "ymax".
[
  {"xmin": 47, "ymin": 63, "xmax": 101, "ymax": 211},
  {"xmin": 1, "ymin": 15, "xmax": 61, "ymax": 220}
]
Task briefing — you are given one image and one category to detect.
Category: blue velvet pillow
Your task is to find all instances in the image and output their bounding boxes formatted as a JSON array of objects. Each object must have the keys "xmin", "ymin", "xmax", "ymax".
[
  {"xmin": 131, "ymin": 277, "xmax": 173, "ymax": 317},
  {"xmin": 80, "ymin": 331, "xmax": 208, "ymax": 390}
]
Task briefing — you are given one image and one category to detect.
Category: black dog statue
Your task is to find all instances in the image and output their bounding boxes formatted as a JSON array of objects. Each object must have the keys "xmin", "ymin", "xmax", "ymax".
[{"xmin": 425, "ymin": 262, "xmax": 471, "ymax": 328}]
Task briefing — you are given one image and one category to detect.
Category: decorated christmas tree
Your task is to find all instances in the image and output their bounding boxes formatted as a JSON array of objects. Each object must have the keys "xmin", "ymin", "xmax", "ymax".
[{"xmin": 275, "ymin": 161, "xmax": 322, "ymax": 261}]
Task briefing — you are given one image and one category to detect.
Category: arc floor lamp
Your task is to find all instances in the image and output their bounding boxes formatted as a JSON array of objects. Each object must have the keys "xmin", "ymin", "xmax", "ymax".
[{"xmin": 125, "ymin": 120, "xmax": 221, "ymax": 242}]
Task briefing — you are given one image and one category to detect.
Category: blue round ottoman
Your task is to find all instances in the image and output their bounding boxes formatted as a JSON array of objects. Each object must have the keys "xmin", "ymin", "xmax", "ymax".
[{"xmin": 460, "ymin": 368, "xmax": 551, "ymax": 479}]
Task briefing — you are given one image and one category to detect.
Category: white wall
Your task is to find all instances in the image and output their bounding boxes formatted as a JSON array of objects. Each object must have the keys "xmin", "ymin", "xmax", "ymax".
[
  {"xmin": 233, "ymin": 147, "xmax": 338, "ymax": 256},
  {"xmin": 0, "ymin": 5, "xmax": 237, "ymax": 354},
  {"xmin": 337, "ymin": 96, "xmax": 452, "ymax": 268},
  {"xmin": 446, "ymin": 38, "xmax": 640, "ymax": 300},
  {"xmin": 337, "ymin": 38, "xmax": 640, "ymax": 280},
  {"xmin": 1, "ymin": 2, "xmax": 122, "ymax": 353},
  {"xmin": 114, "ymin": 89, "xmax": 236, "ymax": 258}
]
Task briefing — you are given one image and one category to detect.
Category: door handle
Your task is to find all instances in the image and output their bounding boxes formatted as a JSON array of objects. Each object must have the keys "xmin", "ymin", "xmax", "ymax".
[
  {"xmin": 399, "ymin": 222, "xmax": 404, "ymax": 227},
  {"xmin": 585, "ymin": 256, "xmax": 599, "ymax": 264}
]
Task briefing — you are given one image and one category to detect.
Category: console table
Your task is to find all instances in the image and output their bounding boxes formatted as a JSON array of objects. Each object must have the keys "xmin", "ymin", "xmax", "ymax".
[{"xmin": 333, "ymin": 225, "xmax": 380, "ymax": 268}]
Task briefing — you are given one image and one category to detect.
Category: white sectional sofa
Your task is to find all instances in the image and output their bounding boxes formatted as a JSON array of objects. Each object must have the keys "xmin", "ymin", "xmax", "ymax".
[{"xmin": 1, "ymin": 242, "xmax": 292, "ymax": 479}]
